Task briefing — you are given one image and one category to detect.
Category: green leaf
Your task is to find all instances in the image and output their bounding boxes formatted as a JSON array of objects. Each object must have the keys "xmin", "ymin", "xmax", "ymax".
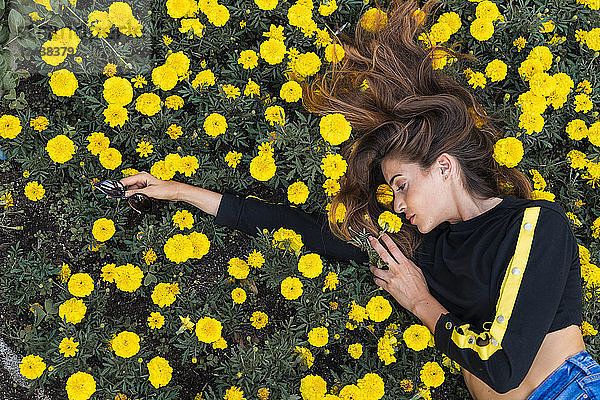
[
  {"xmin": 32, "ymin": 304, "xmax": 47, "ymax": 328},
  {"xmin": 2, "ymin": 72, "xmax": 15, "ymax": 90},
  {"xmin": 8, "ymin": 9, "xmax": 26, "ymax": 35},
  {"xmin": 143, "ymin": 272, "xmax": 157, "ymax": 287},
  {"xmin": 17, "ymin": 31, "xmax": 39, "ymax": 49},
  {"xmin": 0, "ymin": 0, "xmax": 5, "ymax": 9}
]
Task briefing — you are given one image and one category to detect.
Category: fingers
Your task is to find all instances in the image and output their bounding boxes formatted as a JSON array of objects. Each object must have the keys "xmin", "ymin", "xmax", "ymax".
[
  {"xmin": 368, "ymin": 235, "xmax": 400, "ymax": 269},
  {"xmin": 370, "ymin": 265, "xmax": 390, "ymax": 288},
  {"xmin": 380, "ymin": 233, "xmax": 407, "ymax": 265},
  {"xmin": 120, "ymin": 171, "xmax": 153, "ymax": 188},
  {"xmin": 124, "ymin": 188, "xmax": 145, "ymax": 198}
]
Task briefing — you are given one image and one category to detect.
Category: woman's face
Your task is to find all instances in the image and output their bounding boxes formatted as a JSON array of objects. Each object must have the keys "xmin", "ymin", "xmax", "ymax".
[{"xmin": 380, "ymin": 156, "xmax": 454, "ymax": 234}]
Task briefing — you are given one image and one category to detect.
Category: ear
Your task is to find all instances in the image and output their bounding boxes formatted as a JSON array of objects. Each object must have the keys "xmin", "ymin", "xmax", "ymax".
[{"xmin": 436, "ymin": 153, "xmax": 454, "ymax": 179}]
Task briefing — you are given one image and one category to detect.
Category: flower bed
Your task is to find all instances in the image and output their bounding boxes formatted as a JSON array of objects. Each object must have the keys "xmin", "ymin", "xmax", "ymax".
[{"xmin": 1, "ymin": 0, "xmax": 600, "ymax": 399}]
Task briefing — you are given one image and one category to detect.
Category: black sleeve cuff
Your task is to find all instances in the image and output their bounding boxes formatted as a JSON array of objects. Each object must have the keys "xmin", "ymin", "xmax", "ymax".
[
  {"xmin": 434, "ymin": 312, "xmax": 463, "ymax": 355},
  {"xmin": 214, "ymin": 192, "xmax": 245, "ymax": 231}
]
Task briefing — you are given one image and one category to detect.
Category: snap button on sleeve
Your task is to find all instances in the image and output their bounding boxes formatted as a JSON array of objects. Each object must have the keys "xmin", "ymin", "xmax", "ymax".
[
  {"xmin": 523, "ymin": 222, "xmax": 532, "ymax": 231},
  {"xmin": 496, "ymin": 315, "xmax": 505, "ymax": 323},
  {"xmin": 445, "ymin": 321, "xmax": 453, "ymax": 330},
  {"xmin": 491, "ymin": 338, "xmax": 498, "ymax": 346},
  {"xmin": 511, "ymin": 267, "xmax": 521, "ymax": 275},
  {"xmin": 468, "ymin": 337, "xmax": 475, "ymax": 344}
]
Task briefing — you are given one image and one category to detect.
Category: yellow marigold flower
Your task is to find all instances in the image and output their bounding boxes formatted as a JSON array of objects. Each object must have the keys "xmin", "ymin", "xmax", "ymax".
[
  {"xmin": 213, "ymin": 337, "xmax": 227, "ymax": 349},
  {"xmin": 320, "ymin": 153, "xmax": 347, "ymax": 180},
  {"xmin": 464, "ymin": 68, "xmax": 486, "ymax": 89},
  {"xmin": 513, "ymin": 36, "xmax": 527, "ymax": 51},
  {"xmin": 148, "ymin": 311, "xmax": 165, "ymax": 329},
  {"xmin": 320, "ymin": 113, "xmax": 351, "ymax": 146},
  {"xmin": 86, "ymin": 132, "xmax": 109, "ymax": 156},
  {"xmin": 348, "ymin": 343, "xmax": 363, "ymax": 359},
  {"xmin": 518, "ymin": 112, "xmax": 545, "ymax": 135},
  {"xmin": 238, "ymin": 49, "xmax": 259, "ymax": 69},
  {"xmin": 378, "ymin": 211, "xmax": 403, "ymax": 233},
  {"xmin": 280, "ymin": 80, "xmax": 303, "ymax": 102},
  {"xmin": 0, "ymin": 114, "xmax": 22, "ymax": 139},
  {"xmin": 357, "ymin": 372, "xmax": 385, "ymax": 400},
  {"xmin": 205, "ymin": 4, "xmax": 230, "ymax": 27},
  {"xmin": 420, "ymin": 361, "xmax": 445, "ymax": 388},
  {"xmin": 101, "ymin": 263, "xmax": 116, "ymax": 283},
  {"xmin": 588, "ymin": 121, "xmax": 600, "ymax": 147},
  {"xmin": 58, "ymin": 297, "xmax": 87, "ymax": 324},
  {"xmin": 257, "ymin": 387, "xmax": 270, "ymax": 400},
  {"xmin": 135, "ymin": 93, "xmax": 162, "ymax": 116},
  {"xmin": 584, "ymin": 27, "xmax": 600, "ymax": 51},
  {"xmin": 99, "ymin": 147, "xmax": 122, "ymax": 170},
  {"xmin": 475, "ymin": 0, "xmax": 501, "ymax": 20},
  {"xmin": 300, "ymin": 374, "xmax": 326, "ymax": 400},
  {"xmin": 111, "ymin": 331, "xmax": 140, "ymax": 358},
  {"xmin": 224, "ymin": 386, "xmax": 246, "ymax": 400},
  {"xmin": 566, "ymin": 150, "xmax": 588, "ymax": 170},
  {"xmin": 45, "ymin": 134, "xmax": 75, "ymax": 164},
  {"xmin": 30, "ymin": 116, "xmax": 49, "ymax": 131},
  {"xmin": 318, "ymin": 0, "xmax": 337, "ymax": 16},
  {"xmin": 49, "ymin": 69, "xmax": 78, "ymax": 97},
  {"xmin": 265, "ymin": 105, "xmax": 286, "ymax": 126},
  {"xmin": 59, "ymin": 263, "xmax": 72, "ymax": 283},
  {"xmin": 92, "ymin": 218, "xmax": 115, "ymax": 242},
  {"xmin": 263, "ymin": 24, "xmax": 285, "ymax": 41},
  {"xmin": 531, "ymin": 190, "xmax": 555, "ymax": 203},
  {"xmin": 228, "ymin": 257, "xmax": 250, "ymax": 279},
  {"xmin": 574, "ymin": 93, "xmax": 593, "ymax": 113},
  {"xmin": 151, "ymin": 282, "xmax": 180, "ymax": 308},
  {"xmin": 360, "ymin": 8, "xmax": 387, "ymax": 32},
  {"xmin": 231, "ymin": 287, "xmax": 247, "ymax": 304},
  {"xmin": 164, "ymin": 234, "xmax": 194, "ymax": 264},
  {"xmin": 298, "ymin": 253, "xmax": 323, "ymax": 278},
  {"xmin": 191, "ymin": 69, "xmax": 216, "ymax": 89},
  {"xmin": 68, "ymin": 273, "xmax": 94, "ymax": 298},
  {"xmin": 141, "ymin": 248, "xmax": 157, "ymax": 266},
  {"xmin": 221, "ymin": 84, "xmax": 240, "ymax": 99},
  {"xmin": 565, "ymin": 212, "xmax": 582, "ymax": 228},
  {"xmin": 151, "ymin": 160, "xmax": 175, "ymax": 181},
  {"xmin": 493, "ymin": 137, "xmax": 524, "ymax": 168},
  {"xmin": 131, "ymin": 74, "xmax": 147, "ymax": 88},
  {"xmin": 204, "ymin": 112, "xmax": 227, "ymax": 137},
  {"xmin": 247, "ymin": 249, "xmax": 265, "ymax": 268},
  {"xmin": 172, "ymin": 210, "xmax": 194, "ymax": 230},
  {"xmin": 323, "ymin": 271, "xmax": 338, "ymax": 291},
  {"xmin": 165, "ymin": 95, "xmax": 184, "ymax": 110},
  {"xmin": 179, "ymin": 18, "xmax": 205, "ymax": 38},
  {"xmin": 195, "ymin": 316, "xmax": 222, "ymax": 343},
  {"xmin": 24, "ymin": 181, "xmax": 45, "ymax": 201},
  {"xmin": 288, "ymin": 181, "xmax": 309, "ymax": 204},
  {"xmin": 566, "ymin": 119, "xmax": 588, "ymax": 141},
  {"xmin": 308, "ymin": 326, "xmax": 328, "ymax": 347},
  {"xmin": 260, "ymin": 39, "xmax": 287, "ymax": 65},
  {"xmin": 250, "ymin": 153, "xmax": 277, "ymax": 181},
  {"xmin": 147, "ymin": 356, "xmax": 172, "ymax": 388},
  {"xmin": 293, "ymin": 52, "xmax": 321, "ymax": 77},
  {"xmin": 528, "ymin": 169, "xmax": 547, "ymax": 190},
  {"xmin": 438, "ymin": 11, "xmax": 461, "ymax": 33},
  {"xmin": 529, "ymin": 72, "xmax": 556, "ymax": 97},
  {"xmin": 281, "ymin": 276, "xmax": 303, "ymax": 299},
  {"xmin": 324, "ymin": 43, "xmax": 344, "ymax": 63},
  {"xmin": 366, "ymin": 295, "xmax": 392, "ymax": 322},
  {"xmin": 273, "ymin": 228, "xmax": 303, "ymax": 254},
  {"xmin": 103, "ymin": 63, "xmax": 117, "ymax": 77},
  {"xmin": 40, "ymin": 39, "xmax": 68, "ymax": 66},
  {"xmin": 582, "ymin": 321, "xmax": 598, "ymax": 336},
  {"xmin": 114, "ymin": 263, "xmax": 144, "ymax": 292},
  {"xmin": 165, "ymin": 51, "xmax": 190, "ymax": 78},
  {"xmin": 59, "ymin": 337, "xmax": 79, "ymax": 357},
  {"xmin": 88, "ymin": 10, "xmax": 112, "ymax": 38},
  {"xmin": 470, "ymin": 18, "xmax": 494, "ymax": 41},
  {"xmin": 166, "ymin": 0, "xmax": 195, "ymax": 18},
  {"xmin": 250, "ymin": 311, "xmax": 269, "ymax": 329},
  {"xmin": 295, "ymin": 346, "xmax": 315, "ymax": 368},
  {"xmin": 103, "ymin": 104, "xmax": 129, "ymax": 128},
  {"xmin": 430, "ymin": 22, "xmax": 452, "ymax": 44},
  {"xmin": 65, "ymin": 371, "xmax": 96, "ymax": 400},
  {"xmin": 244, "ymin": 78, "xmax": 260, "ymax": 98},
  {"xmin": 403, "ymin": 324, "xmax": 432, "ymax": 351},
  {"xmin": 136, "ymin": 140, "xmax": 153, "ymax": 157},
  {"xmin": 323, "ymin": 179, "xmax": 340, "ymax": 196},
  {"xmin": 576, "ymin": 80, "xmax": 592, "ymax": 94},
  {"xmin": 485, "ymin": 59, "xmax": 507, "ymax": 82},
  {"xmin": 19, "ymin": 355, "xmax": 46, "ymax": 379},
  {"xmin": 400, "ymin": 379, "xmax": 413, "ymax": 392},
  {"xmin": 518, "ymin": 58, "xmax": 545, "ymax": 81},
  {"xmin": 225, "ymin": 151, "xmax": 242, "ymax": 168}
]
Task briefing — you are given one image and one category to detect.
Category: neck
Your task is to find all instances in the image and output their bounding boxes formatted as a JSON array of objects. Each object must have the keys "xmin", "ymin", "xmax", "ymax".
[{"xmin": 448, "ymin": 189, "xmax": 503, "ymax": 224}]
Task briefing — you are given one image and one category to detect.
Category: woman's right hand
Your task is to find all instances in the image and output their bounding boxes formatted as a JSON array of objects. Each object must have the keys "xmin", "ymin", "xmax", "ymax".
[{"xmin": 120, "ymin": 171, "xmax": 182, "ymax": 202}]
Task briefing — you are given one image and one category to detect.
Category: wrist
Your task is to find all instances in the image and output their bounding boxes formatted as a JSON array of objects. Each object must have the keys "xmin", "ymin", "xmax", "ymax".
[{"xmin": 412, "ymin": 294, "xmax": 448, "ymax": 335}]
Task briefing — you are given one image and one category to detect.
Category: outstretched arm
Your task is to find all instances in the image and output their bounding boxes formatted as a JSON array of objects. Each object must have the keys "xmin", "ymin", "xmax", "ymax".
[{"xmin": 119, "ymin": 172, "xmax": 369, "ymax": 263}]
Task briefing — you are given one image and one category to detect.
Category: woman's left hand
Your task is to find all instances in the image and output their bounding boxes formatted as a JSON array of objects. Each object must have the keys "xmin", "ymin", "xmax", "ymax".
[{"xmin": 368, "ymin": 233, "xmax": 431, "ymax": 315}]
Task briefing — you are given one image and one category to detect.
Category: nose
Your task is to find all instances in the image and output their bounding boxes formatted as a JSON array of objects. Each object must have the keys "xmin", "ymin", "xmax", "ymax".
[{"xmin": 393, "ymin": 193, "xmax": 405, "ymax": 214}]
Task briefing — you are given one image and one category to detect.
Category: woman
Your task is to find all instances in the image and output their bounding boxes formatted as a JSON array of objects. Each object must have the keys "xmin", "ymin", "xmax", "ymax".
[{"xmin": 119, "ymin": 0, "xmax": 600, "ymax": 398}]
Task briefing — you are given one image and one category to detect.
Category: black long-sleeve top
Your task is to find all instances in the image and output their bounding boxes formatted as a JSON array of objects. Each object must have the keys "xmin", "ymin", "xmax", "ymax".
[{"xmin": 214, "ymin": 192, "xmax": 583, "ymax": 394}]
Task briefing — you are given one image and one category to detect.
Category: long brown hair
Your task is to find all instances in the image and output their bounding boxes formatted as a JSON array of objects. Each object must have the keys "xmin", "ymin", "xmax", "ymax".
[{"xmin": 301, "ymin": 0, "xmax": 532, "ymax": 259}]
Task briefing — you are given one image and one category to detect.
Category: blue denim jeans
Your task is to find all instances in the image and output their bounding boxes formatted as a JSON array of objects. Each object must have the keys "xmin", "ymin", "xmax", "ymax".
[{"xmin": 527, "ymin": 350, "xmax": 600, "ymax": 399}]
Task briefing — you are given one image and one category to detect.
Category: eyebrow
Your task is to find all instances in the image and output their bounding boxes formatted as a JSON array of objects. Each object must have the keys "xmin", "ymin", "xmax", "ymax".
[{"xmin": 388, "ymin": 173, "xmax": 403, "ymax": 187}]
